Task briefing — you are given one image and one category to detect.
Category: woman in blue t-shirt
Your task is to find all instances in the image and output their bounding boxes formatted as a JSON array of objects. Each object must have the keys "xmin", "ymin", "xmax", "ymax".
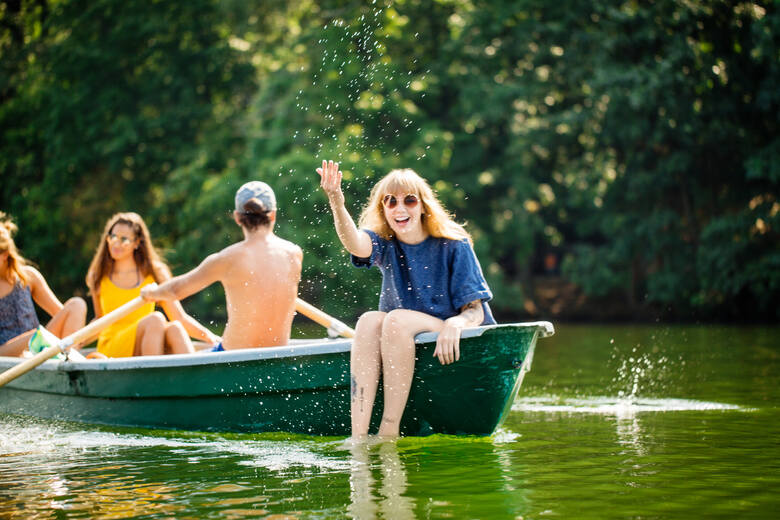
[{"xmin": 316, "ymin": 160, "xmax": 496, "ymax": 438}]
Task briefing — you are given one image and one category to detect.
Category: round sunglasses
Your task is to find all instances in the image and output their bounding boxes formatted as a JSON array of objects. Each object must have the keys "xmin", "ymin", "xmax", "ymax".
[
  {"xmin": 382, "ymin": 194, "xmax": 419, "ymax": 209},
  {"xmin": 107, "ymin": 233, "xmax": 135, "ymax": 245}
]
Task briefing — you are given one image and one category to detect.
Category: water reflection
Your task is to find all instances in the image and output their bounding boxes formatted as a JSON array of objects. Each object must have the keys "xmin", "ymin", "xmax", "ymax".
[
  {"xmin": 0, "ymin": 464, "xmax": 187, "ymax": 519},
  {"xmin": 347, "ymin": 440, "xmax": 414, "ymax": 520},
  {"xmin": 613, "ymin": 402, "xmax": 646, "ymax": 456}
]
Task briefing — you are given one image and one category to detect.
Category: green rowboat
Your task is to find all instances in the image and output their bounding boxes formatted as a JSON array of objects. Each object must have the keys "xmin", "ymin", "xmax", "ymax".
[{"xmin": 0, "ymin": 322, "xmax": 553, "ymax": 436}]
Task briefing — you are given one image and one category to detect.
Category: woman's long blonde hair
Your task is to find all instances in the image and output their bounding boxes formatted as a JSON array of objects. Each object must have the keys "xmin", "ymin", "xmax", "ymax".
[
  {"xmin": 86, "ymin": 212, "xmax": 169, "ymax": 294},
  {"xmin": 0, "ymin": 212, "xmax": 31, "ymax": 286},
  {"xmin": 358, "ymin": 169, "xmax": 472, "ymax": 243}
]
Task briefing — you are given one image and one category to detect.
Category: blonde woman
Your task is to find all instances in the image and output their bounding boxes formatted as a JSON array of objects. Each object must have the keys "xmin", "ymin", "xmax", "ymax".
[
  {"xmin": 316, "ymin": 161, "xmax": 496, "ymax": 438},
  {"xmin": 86, "ymin": 212, "xmax": 218, "ymax": 358},
  {"xmin": 0, "ymin": 212, "xmax": 87, "ymax": 357}
]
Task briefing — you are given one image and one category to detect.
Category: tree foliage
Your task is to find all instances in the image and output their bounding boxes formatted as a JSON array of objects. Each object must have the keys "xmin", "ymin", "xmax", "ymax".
[{"xmin": 1, "ymin": 0, "xmax": 777, "ymax": 325}]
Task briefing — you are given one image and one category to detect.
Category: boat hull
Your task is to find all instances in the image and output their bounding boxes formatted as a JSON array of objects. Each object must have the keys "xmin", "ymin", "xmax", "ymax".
[{"xmin": 0, "ymin": 322, "xmax": 553, "ymax": 435}]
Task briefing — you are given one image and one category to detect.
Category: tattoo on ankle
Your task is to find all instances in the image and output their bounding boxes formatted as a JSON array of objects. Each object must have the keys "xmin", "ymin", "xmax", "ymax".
[{"xmin": 350, "ymin": 374, "xmax": 357, "ymax": 402}]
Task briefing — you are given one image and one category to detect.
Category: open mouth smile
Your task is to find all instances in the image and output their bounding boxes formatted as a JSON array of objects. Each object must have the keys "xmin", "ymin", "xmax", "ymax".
[{"xmin": 393, "ymin": 216, "xmax": 412, "ymax": 229}]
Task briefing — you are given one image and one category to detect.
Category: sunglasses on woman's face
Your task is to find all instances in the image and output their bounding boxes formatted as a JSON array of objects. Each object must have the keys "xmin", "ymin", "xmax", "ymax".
[
  {"xmin": 107, "ymin": 233, "xmax": 134, "ymax": 246},
  {"xmin": 382, "ymin": 194, "xmax": 419, "ymax": 209}
]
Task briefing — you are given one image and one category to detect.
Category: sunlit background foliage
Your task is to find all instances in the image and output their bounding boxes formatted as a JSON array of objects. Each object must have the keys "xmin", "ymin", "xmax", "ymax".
[{"xmin": 2, "ymin": 0, "xmax": 778, "ymax": 325}]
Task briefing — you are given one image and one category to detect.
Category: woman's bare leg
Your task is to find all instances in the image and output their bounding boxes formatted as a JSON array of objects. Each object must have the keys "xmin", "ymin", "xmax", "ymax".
[
  {"xmin": 164, "ymin": 321, "xmax": 194, "ymax": 355},
  {"xmin": 0, "ymin": 330, "xmax": 35, "ymax": 357},
  {"xmin": 378, "ymin": 309, "xmax": 443, "ymax": 437},
  {"xmin": 134, "ymin": 312, "xmax": 166, "ymax": 356},
  {"xmin": 45, "ymin": 297, "xmax": 87, "ymax": 338},
  {"xmin": 1, "ymin": 297, "xmax": 88, "ymax": 357},
  {"xmin": 351, "ymin": 311, "xmax": 386, "ymax": 437}
]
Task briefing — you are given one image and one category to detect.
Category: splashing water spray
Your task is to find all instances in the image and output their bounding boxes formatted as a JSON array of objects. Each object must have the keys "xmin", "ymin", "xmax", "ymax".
[{"xmin": 611, "ymin": 341, "xmax": 668, "ymax": 403}]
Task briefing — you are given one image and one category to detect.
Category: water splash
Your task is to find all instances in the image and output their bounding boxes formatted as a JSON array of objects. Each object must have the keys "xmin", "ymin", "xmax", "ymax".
[
  {"xmin": 610, "ymin": 342, "xmax": 670, "ymax": 399},
  {"xmin": 490, "ymin": 429, "xmax": 521, "ymax": 444}
]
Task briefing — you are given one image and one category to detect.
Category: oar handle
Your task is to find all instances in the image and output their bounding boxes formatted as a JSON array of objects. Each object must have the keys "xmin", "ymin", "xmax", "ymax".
[
  {"xmin": 0, "ymin": 286, "xmax": 155, "ymax": 388},
  {"xmin": 295, "ymin": 298, "xmax": 355, "ymax": 338},
  {"xmin": 0, "ymin": 344, "xmax": 64, "ymax": 387}
]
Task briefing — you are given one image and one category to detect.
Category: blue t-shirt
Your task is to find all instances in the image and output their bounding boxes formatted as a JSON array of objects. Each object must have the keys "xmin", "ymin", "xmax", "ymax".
[{"xmin": 351, "ymin": 230, "xmax": 496, "ymax": 325}]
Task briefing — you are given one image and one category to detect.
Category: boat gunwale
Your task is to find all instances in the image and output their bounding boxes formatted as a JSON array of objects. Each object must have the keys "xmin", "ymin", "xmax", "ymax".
[{"xmin": 0, "ymin": 321, "xmax": 553, "ymax": 373}]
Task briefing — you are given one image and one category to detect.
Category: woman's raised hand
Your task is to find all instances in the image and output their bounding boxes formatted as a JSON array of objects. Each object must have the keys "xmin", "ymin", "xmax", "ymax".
[
  {"xmin": 316, "ymin": 160, "xmax": 345, "ymax": 207},
  {"xmin": 315, "ymin": 159, "xmax": 372, "ymax": 257}
]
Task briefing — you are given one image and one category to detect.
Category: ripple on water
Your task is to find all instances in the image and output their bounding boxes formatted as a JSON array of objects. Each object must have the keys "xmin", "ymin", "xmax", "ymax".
[
  {"xmin": 512, "ymin": 395, "xmax": 750, "ymax": 415},
  {"xmin": 0, "ymin": 415, "xmax": 349, "ymax": 474}
]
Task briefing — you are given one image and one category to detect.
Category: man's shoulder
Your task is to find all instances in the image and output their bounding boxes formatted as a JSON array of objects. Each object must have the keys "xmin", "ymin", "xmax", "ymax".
[
  {"xmin": 271, "ymin": 236, "xmax": 303, "ymax": 255},
  {"xmin": 209, "ymin": 242, "xmax": 246, "ymax": 264},
  {"xmin": 218, "ymin": 241, "xmax": 244, "ymax": 256},
  {"xmin": 229, "ymin": 236, "xmax": 302, "ymax": 260}
]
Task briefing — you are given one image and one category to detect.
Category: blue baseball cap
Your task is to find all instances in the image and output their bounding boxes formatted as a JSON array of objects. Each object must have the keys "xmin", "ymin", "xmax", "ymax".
[{"xmin": 235, "ymin": 181, "xmax": 277, "ymax": 212}]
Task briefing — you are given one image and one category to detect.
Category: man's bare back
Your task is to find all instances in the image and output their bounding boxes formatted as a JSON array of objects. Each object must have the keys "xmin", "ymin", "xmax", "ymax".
[
  {"xmin": 141, "ymin": 180, "xmax": 303, "ymax": 350},
  {"xmin": 216, "ymin": 233, "xmax": 302, "ymax": 348}
]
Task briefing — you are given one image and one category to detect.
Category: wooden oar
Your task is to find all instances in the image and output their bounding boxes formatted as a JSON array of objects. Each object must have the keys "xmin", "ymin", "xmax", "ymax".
[
  {"xmin": 0, "ymin": 289, "xmax": 155, "ymax": 388},
  {"xmin": 295, "ymin": 298, "xmax": 355, "ymax": 338}
]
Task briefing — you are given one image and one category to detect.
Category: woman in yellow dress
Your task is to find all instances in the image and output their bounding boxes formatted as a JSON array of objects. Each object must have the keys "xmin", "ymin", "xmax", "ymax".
[{"xmin": 85, "ymin": 212, "xmax": 219, "ymax": 358}]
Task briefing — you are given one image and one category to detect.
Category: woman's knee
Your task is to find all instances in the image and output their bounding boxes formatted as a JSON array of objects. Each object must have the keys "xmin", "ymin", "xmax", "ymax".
[
  {"xmin": 64, "ymin": 297, "xmax": 87, "ymax": 318},
  {"xmin": 164, "ymin": 320, "xmax": 186, "ymax": 339},
  {"xmin": 381, "ymin": 309, "xmax": 440, "ymax": 339},
  {"xmin": 57, "ymin": 297, "xmax": 87, "ymax": 342},
  {"xmin": 355, "ymin": 311, "xmax": 386, "ymax": 335},
  {"xmin": 352, "ymin": 312, "xmax": 386, "ymax": 358},
  {"xmin": 138, "ymin": 311, "xmax": 166, "ymax": 333},
  {"xmin": 381, "ymin": 309, "xmax": 413, "ymax": 337}
]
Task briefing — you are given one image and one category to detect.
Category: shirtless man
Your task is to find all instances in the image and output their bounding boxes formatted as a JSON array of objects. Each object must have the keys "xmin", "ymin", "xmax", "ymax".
[{"xmin": 141, "ymin": 181, "xmax": 302, "ymax": 349}]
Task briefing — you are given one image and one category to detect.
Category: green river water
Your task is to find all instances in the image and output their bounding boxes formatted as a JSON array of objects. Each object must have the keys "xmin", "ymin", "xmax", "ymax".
[{"xmin": 1, "ymin": 324, "xmax": 778, "ymax": 519}]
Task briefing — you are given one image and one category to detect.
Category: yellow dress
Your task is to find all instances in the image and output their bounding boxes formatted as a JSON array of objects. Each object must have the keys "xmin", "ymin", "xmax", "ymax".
[{"xmin": 96, "ymin": 274, "xmax": 156, "ymax": 358}]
